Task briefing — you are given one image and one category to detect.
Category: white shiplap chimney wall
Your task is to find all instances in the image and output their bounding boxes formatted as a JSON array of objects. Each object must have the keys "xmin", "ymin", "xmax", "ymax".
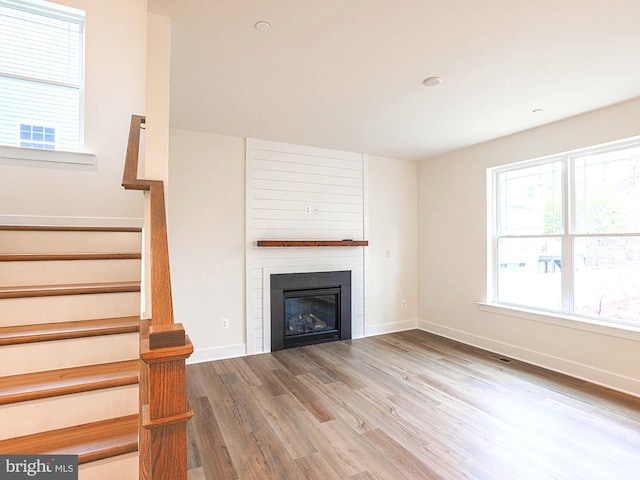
[{"xmin": 245, "ymin": 139, "xmax": 368, "ymax": 353}]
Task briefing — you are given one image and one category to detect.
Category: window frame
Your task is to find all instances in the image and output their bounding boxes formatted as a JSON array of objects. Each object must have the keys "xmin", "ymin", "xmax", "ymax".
[
  {"xmin": 0, "ymin": 0, "xmax": 88, "ymax": 161},
  {"xmin": 488, "ymin": 136, "xmax": 640, "ymax": 329}
]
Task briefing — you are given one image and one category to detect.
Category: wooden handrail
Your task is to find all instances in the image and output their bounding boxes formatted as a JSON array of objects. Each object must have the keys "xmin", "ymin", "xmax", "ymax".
[
  {"xmin": 123, "ymin": 115, "xmax": 174, "ymax": 326},
  {"xmin": 122, "ymin": 115, "xmax": 193, "ymax": 480},
  {"xmin": 122, "ymin": 115, "xmax": 151, "ymax": 191}
]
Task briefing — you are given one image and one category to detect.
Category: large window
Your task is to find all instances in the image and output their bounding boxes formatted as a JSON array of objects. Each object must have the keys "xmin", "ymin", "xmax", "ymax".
[
  {"xmin": 490, "ymin": 138, "xmax": 640, "ymax": 327},
  {"xmin": 0, "ymin": 0, "xmax": 84, "ymax": 152}
]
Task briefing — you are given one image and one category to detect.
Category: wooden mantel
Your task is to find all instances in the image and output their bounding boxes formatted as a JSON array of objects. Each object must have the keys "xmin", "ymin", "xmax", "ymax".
[{"xmin": 257, "ymin": 240, "xmax": 368, "ymax": 247}]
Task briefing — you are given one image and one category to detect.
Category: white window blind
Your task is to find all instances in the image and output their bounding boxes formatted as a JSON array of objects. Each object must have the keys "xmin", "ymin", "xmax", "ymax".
[{"xmin": 0, "ymin": 0, "xmax": 84, "ymax": 151}]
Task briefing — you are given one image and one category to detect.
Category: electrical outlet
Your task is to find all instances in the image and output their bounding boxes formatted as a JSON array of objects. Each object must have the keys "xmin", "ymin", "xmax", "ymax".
[
  {"xmin": 221, "ymin": 318, "xmax": 229, "ymax": 329},
  {"xmin": 401, "ymin": 300, "xmax": 407, "ymax": 309},
  {"xmin": 304, "ymin": 205, "xmax": 312, "ymax": 214}
]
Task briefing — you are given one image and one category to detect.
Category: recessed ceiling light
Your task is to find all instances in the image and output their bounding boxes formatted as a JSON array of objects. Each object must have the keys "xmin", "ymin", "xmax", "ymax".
[
  {"xmin": 255, "ymin": 21, "xmax": 271, "ymax": 32},
  {"xmin": 422, "ymin": 76, "xmax": 442, "ymax": 87},
  {"xmin": 532, "ymin": 108, "xmax": 543, "ymax": 114}
]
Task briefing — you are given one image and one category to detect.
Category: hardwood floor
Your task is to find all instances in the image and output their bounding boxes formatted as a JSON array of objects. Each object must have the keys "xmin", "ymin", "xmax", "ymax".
[{"xmin": 186, "ymin": 330, "xmax": 640, "ymax": 480}]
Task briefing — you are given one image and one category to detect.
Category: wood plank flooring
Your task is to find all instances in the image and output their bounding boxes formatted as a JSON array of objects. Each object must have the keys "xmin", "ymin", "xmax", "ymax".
[{"xmin": 186, "ymin": 330, "xmax": 640, "ymax": 480}]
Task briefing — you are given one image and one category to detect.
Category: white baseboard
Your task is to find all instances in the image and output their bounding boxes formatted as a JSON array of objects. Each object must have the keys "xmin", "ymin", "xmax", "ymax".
[
  {"xmin": 417, "ymin": 319, "xmax": 640, "ymax": 398},
  {"xmin": 0, "ymin": 215, "xmax": 143, "ymax": 228},
  {"xmin": 366, "ymin": 319, "xmax": 419, "ymax": 337},
  {"xmin": 187, "ymin": 344, "xmax": 246, "ymax": 365},
  {"xmin": 187, "ymin": 320, "xmax": 418, "ymax": 362}
]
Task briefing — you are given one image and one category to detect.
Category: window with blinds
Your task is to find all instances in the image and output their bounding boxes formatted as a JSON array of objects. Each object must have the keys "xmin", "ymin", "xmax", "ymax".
[{"xmin": 0, "ymin": 0, "xmax": 84, "ymax": 152}]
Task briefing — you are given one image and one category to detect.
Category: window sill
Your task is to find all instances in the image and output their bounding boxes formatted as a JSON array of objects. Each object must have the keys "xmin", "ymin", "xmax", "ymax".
[
  {"xmin": 477, "ymin": 302, "xmax": 640, "ymax": 341},
  {"xmin": 0, "ymin": 145, "xmax": 96, "ymax": 170}
]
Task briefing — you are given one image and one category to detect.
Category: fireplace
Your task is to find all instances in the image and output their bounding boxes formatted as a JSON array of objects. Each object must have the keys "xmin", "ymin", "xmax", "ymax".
[{"xmin": 270, "ymin": 271, "xmax": 351, "ymax": 351}]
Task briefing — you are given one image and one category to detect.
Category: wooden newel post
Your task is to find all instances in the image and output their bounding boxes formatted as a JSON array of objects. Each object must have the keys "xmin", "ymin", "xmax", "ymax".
[{"xmin": 140, "ymin": 325, "xmax": 194, "ymax": 480}]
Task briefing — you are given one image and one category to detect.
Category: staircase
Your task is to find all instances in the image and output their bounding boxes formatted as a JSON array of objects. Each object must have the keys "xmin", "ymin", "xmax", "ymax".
[{"xmin": 0, "ymin": 225, "xmax": 143, "ymax": 479}]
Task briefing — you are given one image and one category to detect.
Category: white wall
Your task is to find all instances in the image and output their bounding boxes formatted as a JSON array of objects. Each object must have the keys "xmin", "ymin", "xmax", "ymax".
[
  {"xmin": 0, "ymin": 0, "xmax": 147, "ymax": 225},
  {"xmin": 168, "ymin": 129, "xmax": 246, "ymax": 362},
  {"xmin": 417, "ymin": 97, "xmax": 640, "ymax": 396},
  {"xmin": 145, "ymin": 12, "xmax": 171, "ymax": 184},
  {"xmin": 368, "ymin": 155, "xmax": 418, "ymax": 334},
  {"xmin": 168, "ymin": 130, "xmax": 418, "ymax": 361}
]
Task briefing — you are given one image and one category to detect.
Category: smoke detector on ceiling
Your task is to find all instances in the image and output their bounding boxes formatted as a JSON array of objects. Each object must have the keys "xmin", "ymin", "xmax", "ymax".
[
  {"xmin": 255, "ymin": 21, "xmax": 271, "ymax": 32},
  {"xmin": 422, "ymin": 76, "xmax": 443, "ymax": 87}
]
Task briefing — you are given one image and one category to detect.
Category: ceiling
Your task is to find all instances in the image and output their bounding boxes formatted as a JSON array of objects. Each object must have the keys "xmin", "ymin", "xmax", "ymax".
[{"xmin": 148, "ymin": 0, "xmax": 640, "ymax": 161}]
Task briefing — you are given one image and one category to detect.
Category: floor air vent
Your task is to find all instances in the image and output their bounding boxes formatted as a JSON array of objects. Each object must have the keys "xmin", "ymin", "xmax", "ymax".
[{"xmin": 488, "ymin": 354, "xmax": 513, "ymax": 364}]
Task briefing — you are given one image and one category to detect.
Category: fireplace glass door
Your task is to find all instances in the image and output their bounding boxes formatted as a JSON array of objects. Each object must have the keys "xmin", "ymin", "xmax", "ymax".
[{"xmin": 283, "ymin": 288, "xmax": 339, "ymax": 347}]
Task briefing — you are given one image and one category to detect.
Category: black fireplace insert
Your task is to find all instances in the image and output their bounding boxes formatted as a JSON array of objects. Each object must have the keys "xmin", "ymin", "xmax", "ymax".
[{"xmin": 271, "ymin": 271, "xmax": 351, "ymax": 351}]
